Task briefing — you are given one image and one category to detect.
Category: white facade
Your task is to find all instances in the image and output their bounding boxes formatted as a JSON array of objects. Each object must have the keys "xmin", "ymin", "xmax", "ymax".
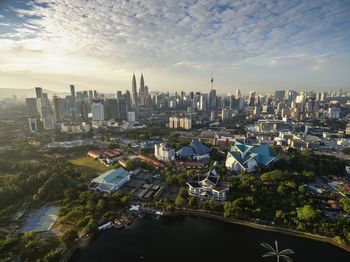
[
  {"xmin": 92, "ymin": 102, "xmax": 105, "ymax": 121},
  {"xmin": 127, "ymin": 111, "xmax": 136, "ymax": 123},
  {"xmin": 328, "ymin": 107, "xmax": 340, "ymax": 119},
  {"xmin": 154, "ymin": 143, "xmax": 175, "ymax": 162},
  {"xmin": 226, "ymin": 154, "xmax": 258, "ymax": 173},
  {"xmin": 221, "ymin": 108, "xmax": 232, "ymax": 121},
  {"xmin": 28, "ymin": 117, "xmax": 38, "ymax": 132},
  {"xmin": 186, "ymin": 169, "xmax": 228, "ymax": 201}
]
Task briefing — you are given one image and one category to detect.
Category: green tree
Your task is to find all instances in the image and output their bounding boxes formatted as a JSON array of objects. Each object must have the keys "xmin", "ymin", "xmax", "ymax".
[
  {"xmin": 296, "ymin": 205, "xmax": 317, "ymax": 221},
  {"xmin": 62, "ymin": 229, "xmax": 78, "ymax": 247},
  {"xmin": 175, "ymin": 195, "xmax": 185, "ymax": 207},
  {"xmin": 339, "ymin": 198, "xmax": 350, "ymax": 213}
]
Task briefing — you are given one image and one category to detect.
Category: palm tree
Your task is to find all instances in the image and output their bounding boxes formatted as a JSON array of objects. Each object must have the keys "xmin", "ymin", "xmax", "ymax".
[{"xmin": 261, "ymin": 240, "xmax": 294, "ymax": 262}]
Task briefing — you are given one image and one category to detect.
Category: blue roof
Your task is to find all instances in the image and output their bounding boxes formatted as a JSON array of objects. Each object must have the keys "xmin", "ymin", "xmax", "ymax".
[
  {"xmin": 177, "ymin": 146, "xmax": 195, "ymax": 157},
  {"xmin": 228, "ymin": 143, "xmax": 276, "ymax": 168},
  {"xmin": 190, "ymin": 140, "xmax": 210, "ymax": 155},
  {"xmin": 177, "ymin": 140, "xmax": 210, "ymax": 157},
  {"xmin": 251, "ymin": 144, "xmax": 276, "ymax": 157},
  {"xmin": 234, "ymin": 141, "xmax": 254, "ymax": 154}
]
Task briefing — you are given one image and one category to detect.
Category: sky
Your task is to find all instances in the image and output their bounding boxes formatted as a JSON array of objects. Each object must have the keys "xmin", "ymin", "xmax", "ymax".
[{"xmin": 0, "ymin": 0, "xmax": 350, "ymax": 94}]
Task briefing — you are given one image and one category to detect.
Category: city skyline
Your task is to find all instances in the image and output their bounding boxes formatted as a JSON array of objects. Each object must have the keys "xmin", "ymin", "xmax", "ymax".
[{"xmin": 0, "ymin": 0, "xmax": 350, "ymax": 93}]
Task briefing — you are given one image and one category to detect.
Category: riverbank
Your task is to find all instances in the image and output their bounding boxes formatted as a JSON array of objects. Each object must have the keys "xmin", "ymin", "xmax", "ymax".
[{"xmin": 172, "ymin": 208, "xmax": 350, "ymax": 253}]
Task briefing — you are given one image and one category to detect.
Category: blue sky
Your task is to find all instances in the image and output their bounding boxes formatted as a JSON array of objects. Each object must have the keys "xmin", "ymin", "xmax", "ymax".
[{"xmin": 0, "ymin": 0, "xmax": 349, "ymax": 94}]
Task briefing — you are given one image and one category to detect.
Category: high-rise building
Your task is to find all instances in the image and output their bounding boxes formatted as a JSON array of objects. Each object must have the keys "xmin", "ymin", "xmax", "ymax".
[
  {"xmin": 199, "ymin": 94, "xmax": 208, "ymax": 111},
  {"xmin": 28, "ymin": 117, "xmax": 38, "ymax": 133},
  {"xmin": 91, "ymin": 102, "xmax": 105, "ymax": 121},
  {"xmin": 221, "ymin": 108, "xmax": 232, "ymax": 121},
  {"xmin": 116, "ymin": 98, "xmax": 127, "ymax": 121},
  {"xmin": 124, "ymin": 90, "xmax": 131, "ymax": 111},
  {"xmin": 169, "ymin": 117, "xmax": 192, "ymax": 130},
  {"xmin": 328, "ymin": 107, "xmax": 340, "ymax": 119},
  {"xmin": 80, "ymin": 101, "xmax": 89, "ymax": 121},
  {"xmin": 35, "ymin": 87, "xmax": 43, "ymax": 98},
  {"xmin": 209, "ymin": 76, "xmax": 217, "ymax": 112},
  {"xmin": 235, "ymin": 89, "xmax": 241, "ymax": 98},
  {"xmin": 275, "ymin": 90, "xmax": 285, "ymax": 101},
  {"xmin": 139, "ymin": 73, "xmax": 145, "ymax": 105},
  {"xmin": 248, "ymin": 91, "xmax": 256, "ymax": 106},
  {"xmin": 52, "ymin": 95, "xmax": 62, "ymax": 121},
  {"xmin": 25, "ymin": 98, "xmax": 37, "ymax": 114},
  {"xmin": 70, "ymin": 84, "xmax": 75, "ymax": 98},
  {"xmin": 116, "ymin": 91, "xmax": 123, "ymax": 100},
  {"xmin": 127, "ymin": 111, "xmax": 136, "ymax": 123},
  {"xmin": 105, "ymin": 98, "xmax": 118, "ymax": 120},
  {"xmin": 131, "ymin": 73, "xmax": 138, "ymax": 109}
]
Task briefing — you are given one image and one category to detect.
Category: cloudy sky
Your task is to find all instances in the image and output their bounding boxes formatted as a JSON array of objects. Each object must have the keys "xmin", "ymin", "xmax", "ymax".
[{"xmin": 0, "ymin": 0, "xmax": 350, "ymax": 94}]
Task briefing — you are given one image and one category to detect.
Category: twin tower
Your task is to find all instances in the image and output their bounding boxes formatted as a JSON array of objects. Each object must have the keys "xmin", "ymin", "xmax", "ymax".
[{"xmin": 131, "ymin": 73, "xmax": 149, "ymax": 108}]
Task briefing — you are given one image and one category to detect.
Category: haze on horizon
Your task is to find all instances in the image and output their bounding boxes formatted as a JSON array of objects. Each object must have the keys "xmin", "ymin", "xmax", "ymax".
[{"xmin": 0, "ymin": 0, "xmax": 350, "ymax": 94}]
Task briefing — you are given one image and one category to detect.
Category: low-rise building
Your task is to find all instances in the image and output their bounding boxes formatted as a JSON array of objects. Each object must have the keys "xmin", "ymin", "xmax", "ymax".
[
  {"xmin": 89, "ymin": 167, "xmax": 130, "ymax": 194},
  {"xmin": 176, "ymin": 139, "xmax": 210, "ymax": 161},
  {"xmin": 213, "ymin": 133, "xmax": 246, "ymax": 147},
  {"xmin": 257, "ymin": 119, "xmax": 291, "ymax": 134},
  {"xmin": 225, "ymin": 142, "xmax": 277, "ymax": 173},
  {"xmin": 186, "ymin": 169, "xmax": 228, "ymax": 201},
  {"xmin": 154, "ymin": 143, "xmax": 175, "ymax": 162}
]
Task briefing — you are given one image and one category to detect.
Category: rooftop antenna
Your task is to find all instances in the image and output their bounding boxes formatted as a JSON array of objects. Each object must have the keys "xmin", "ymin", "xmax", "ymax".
[{"xmin": 210, "ymin": 72, "xmax": 214, "ymax": 91}]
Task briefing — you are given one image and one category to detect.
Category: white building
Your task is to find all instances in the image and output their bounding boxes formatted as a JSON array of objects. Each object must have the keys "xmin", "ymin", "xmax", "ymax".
[
  {"xmin": 154, "ymin": 143, "xmax": 175, "ymax": 162},
  {"xmin": 28, "ymin": 117, "xmax": 38, "ymax": 133},
  {"xmin": 221, "ymin": 108, "xmax": 232, "ymax": 121},
  {"xmin": 92, "ymin": 102, "xmax": 105, "ymax": 121},
  {"xmin": 127, "ymin": 111, "xmax": 136, "ymax": 123},
  {"xmin": 186, "ymin": 169, "xmax": 228, "ymax": 201},
  {"xmin": 328, "ymin": 107, "xmax": 340, "ymax": 119},
  {"xmin": 60, "ymin": 122, "xmax": 91, "ymax": 133},
  {"xmin": 89, "ymin": 168, "xmax": 130, "ymax": 195}
]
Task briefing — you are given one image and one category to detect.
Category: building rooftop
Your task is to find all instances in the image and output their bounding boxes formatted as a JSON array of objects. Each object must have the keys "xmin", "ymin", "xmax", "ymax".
[{"xmin": 92, "ymin": 167, "xmax": 129, "ymax": 185}]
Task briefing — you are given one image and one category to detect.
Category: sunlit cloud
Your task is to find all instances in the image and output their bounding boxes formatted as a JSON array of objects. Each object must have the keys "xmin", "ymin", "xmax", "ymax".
[{"xmin": 0, "ymin": 0, "xmax": 349, "ymax": 93}]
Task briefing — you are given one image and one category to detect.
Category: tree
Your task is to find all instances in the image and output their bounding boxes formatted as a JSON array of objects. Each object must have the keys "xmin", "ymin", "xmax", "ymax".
[
  {"xmin": 296, "ymin": 205, "xmax": 317, "ymax": 221},
  {"xmin": 188, "ymin": 196, "xmax": 197, "ymax": 207},
  {"xmin": 175, "ymin": 195, "xmax": 185, "ymax": 207},
  {"xmin": 62, "ymin": 229, "xmax": 78, "ymax": 247},
  {"xmin": 339, "ymin": 198, "xmax": 350, "ymax": 213},
  {"xmin": 261, "ymin": 240, "xmax": 294, "ymax": 262},
  {"xmin": 83, "ymin": 219, "xmax": 96, "ymax": 235}
]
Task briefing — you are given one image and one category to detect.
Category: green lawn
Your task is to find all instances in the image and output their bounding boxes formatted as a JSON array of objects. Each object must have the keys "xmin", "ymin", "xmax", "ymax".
[
  {"xmin": 69, "ymin": 156, "xmax": 112, "ymax": 177},
  {"xmin": 0, "ymin": 173, "xmax": 17, "ymax": 182}
]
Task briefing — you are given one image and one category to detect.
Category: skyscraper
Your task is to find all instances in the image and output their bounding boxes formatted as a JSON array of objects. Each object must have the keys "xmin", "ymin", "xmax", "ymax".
[
  {"xmin": 26, "ymin": 98, "xmax": 37, "ymax": 114},
  {"xmin": 209, "ymin": 76, "xmax": 217, "ymax": 112},
  {"xmin": 70, "ymin": 84, "xmax": 75, "ymax": 98},
  {"xmin": 131, "ymin": 73, "xmax": 138, "ymax": 109},
  {"xmin": 35, "ymin": 87, "xmax": 43, "ymax": 98},
  {"xmin": 52, "ymin": 95, "xmax": 62, "ymax": 121},
  {"xmin": 28, "ymin": 118, "xmax": 38, "ymax": 133},
  {"xmin": 139, "ymin": 73, "xmax": 145, "ymax": 106},
  {"xmin": 91, "ymin": 102, "xmax": 105, "ymax": 121}
]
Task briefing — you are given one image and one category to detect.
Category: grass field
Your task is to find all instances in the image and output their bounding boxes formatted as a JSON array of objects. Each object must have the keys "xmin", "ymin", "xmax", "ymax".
[
  {"xmin": 0, "ymin": 173, "xmax": 17, "ymax": 182},
  {"xmin": 69, "ymin": 156, "xmax": 112, "ymax": 177}
]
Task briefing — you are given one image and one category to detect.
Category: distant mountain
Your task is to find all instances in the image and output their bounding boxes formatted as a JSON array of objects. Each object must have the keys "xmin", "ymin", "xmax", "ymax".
[{"xmin": 0, "ymin": 88, "xmax": 68, "ymax": 99}]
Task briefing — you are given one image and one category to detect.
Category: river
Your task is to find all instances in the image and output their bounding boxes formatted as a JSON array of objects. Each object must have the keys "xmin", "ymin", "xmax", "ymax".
[{"xmin": 70, "ymin": 215, "xmax": 350, "ymax": 262}]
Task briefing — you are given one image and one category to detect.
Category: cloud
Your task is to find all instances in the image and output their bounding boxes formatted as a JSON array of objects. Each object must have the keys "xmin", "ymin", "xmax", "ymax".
[{"xmin": 0, "ymin": 0, "xmax": 349, "ymax": 92}]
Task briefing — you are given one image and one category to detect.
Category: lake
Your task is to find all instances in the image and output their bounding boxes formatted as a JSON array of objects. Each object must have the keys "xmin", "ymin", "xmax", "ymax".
[{"xmin": 70, "ymin": 215, "xmax": 350, "ymax": 262}]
